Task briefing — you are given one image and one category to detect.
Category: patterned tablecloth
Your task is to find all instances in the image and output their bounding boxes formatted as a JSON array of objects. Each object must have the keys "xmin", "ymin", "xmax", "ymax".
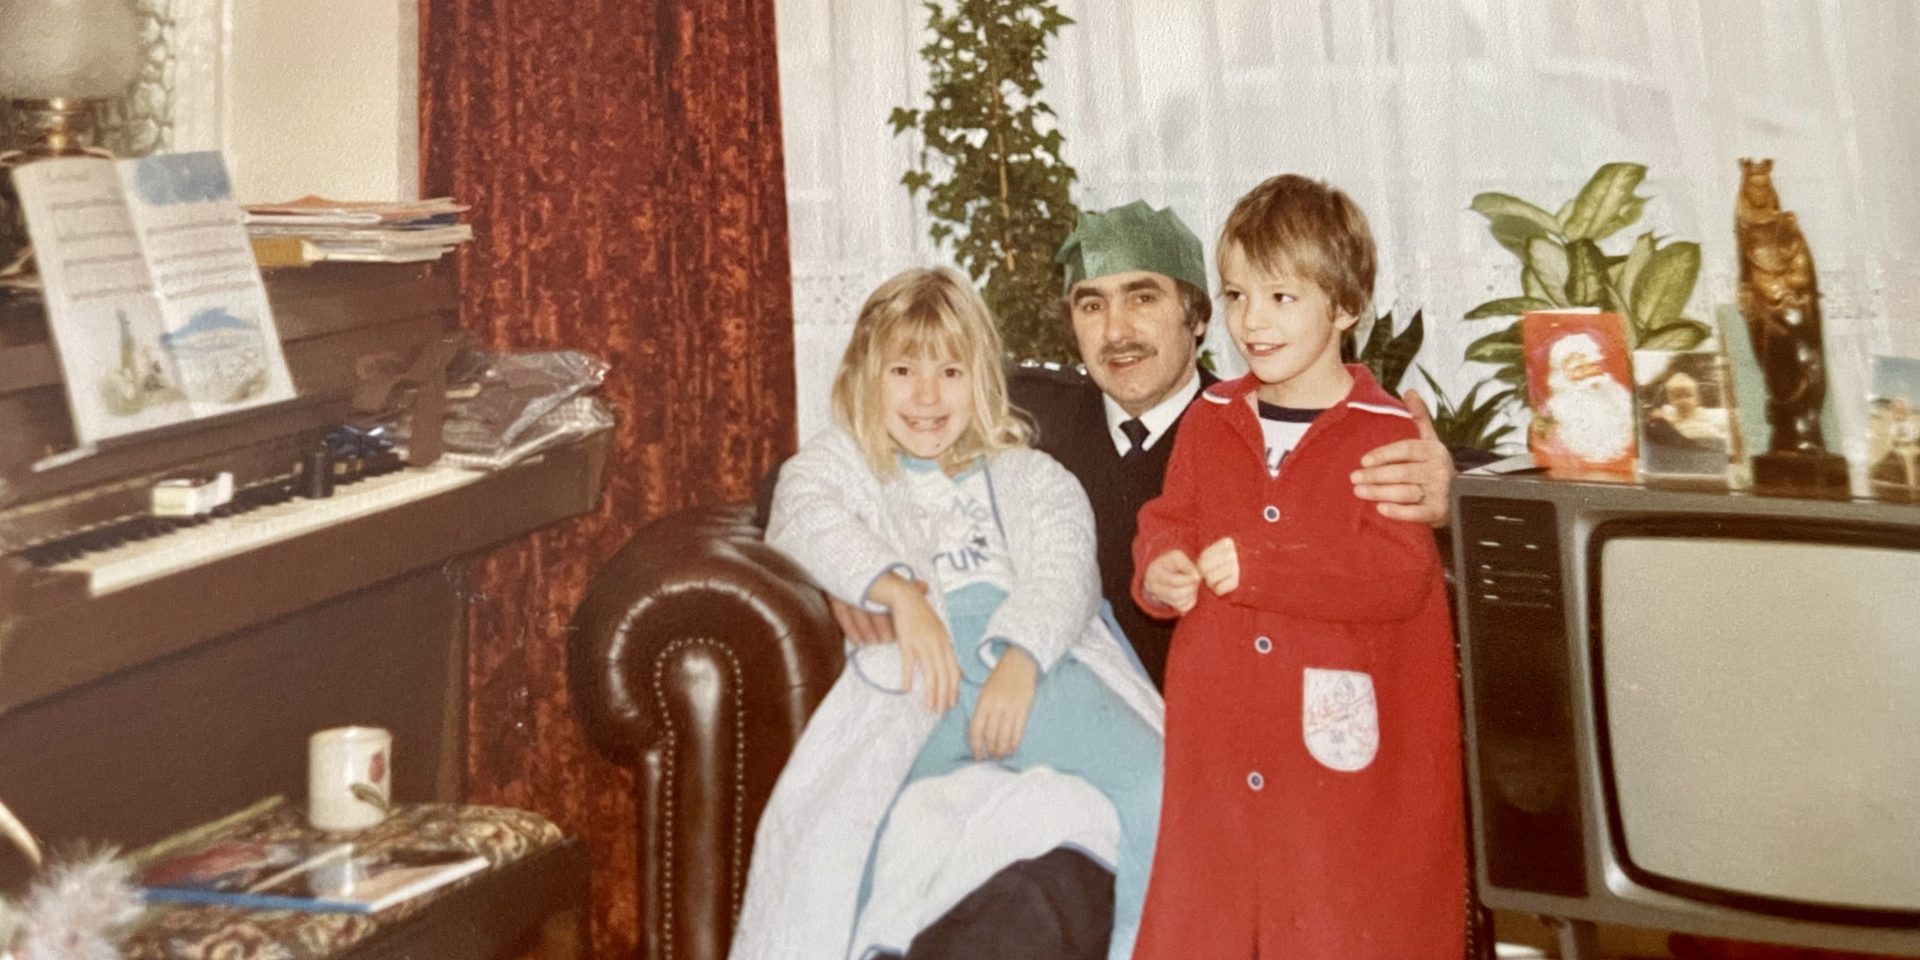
[{"xmin": 122, "ymin": 803, "xmax": 565, "ymax": 960}]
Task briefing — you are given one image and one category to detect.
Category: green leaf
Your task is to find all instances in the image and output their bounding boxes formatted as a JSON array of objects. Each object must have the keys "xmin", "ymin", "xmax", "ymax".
[
  {"xmin": 1486, "ymin": 214, "xmax": 1554, "ymax": 258},
  {"xmin": 1612, "ymin": 231, "xmax": 1655, "ymax": 318},
  {"xmin": 1638, "ymin": 319, "xmax": 1712, "ymax": 350},
  {"xmin": 1562, "ymin": 162, "xmax": 1648, "ymax": 240},
  {"xmin": 1472, "ymin": 193, "xmax": 1562, "ymax": 256},
  {"xmin": 1629, "ymin": 240, "xmax": 1701, "ymax": 331},
  {"xmin": 1376, "ymin": 309, "xmax": 1424, "ymax": 394},
  {"xmin": 1522, "ymin": 266, "xmax": 1569, "ymax": 307},
  {"xmin": 1360, "ymin": 309, "xmax": 1394, "ymax": 365},
  {"xmin": 1564, "ymin": 238, "xmax": 1609, "ymax": 307},
  {"xmin": 1470, "ymin": 192, "xmax": 1562, "ymax": 233},
  {"xmin": 1417, "ymin": 368, "xmax": 1521, "ymax": 451},
  {"xmin": 1456, "ymin": 384, "xmax": 1521, "ymax": 447},
  {"xmin": 1595, "ymin": 196, "xmax": 1648, "ymax": 241},
  {"xmin": 1466, "ymin": 327, "xmax": 1523, "ymax": 364},
  {"xmin": 1464, "ymin": 296, "xmax": 1555, "ymax": 320},
  {"xmin": 1526, "ymin": 236, "xmax": 1570, "ymax": 298},
  {"xmin": 888, "ymin": 107, "xmax": 920, "ymax": 136}
]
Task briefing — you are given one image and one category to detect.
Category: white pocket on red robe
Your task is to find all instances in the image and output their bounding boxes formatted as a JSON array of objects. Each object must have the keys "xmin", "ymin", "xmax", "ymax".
[{"xmin": 1302, "ymin": 667, "xmax": 1380, "ymax": 772}]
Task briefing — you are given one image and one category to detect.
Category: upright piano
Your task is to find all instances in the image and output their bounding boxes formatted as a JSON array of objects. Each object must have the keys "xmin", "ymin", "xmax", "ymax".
[{"xmin": 0, "ymin": 265, "xmax": 609, "ymax": 887}]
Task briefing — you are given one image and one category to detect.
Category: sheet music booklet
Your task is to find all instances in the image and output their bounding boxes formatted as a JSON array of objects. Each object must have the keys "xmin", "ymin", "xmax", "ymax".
[{"xmin": 10, "ymin": 151, "xmax": 297, "ymax": 447}]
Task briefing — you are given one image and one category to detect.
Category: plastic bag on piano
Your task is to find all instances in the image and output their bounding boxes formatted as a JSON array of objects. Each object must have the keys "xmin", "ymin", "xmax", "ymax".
[
  {"xmin": 438, "ymin": 394, "xmax": 613, "ymax": 470},
  {"xmin": 395, "ymin": 348, "xmax": 612, "ymax": 469}
]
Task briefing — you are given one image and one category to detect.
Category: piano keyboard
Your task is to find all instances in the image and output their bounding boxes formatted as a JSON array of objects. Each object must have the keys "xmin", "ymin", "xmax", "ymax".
[{"xmin": 49, "ymin": 465, "xmax": 485, "ymax": 595}]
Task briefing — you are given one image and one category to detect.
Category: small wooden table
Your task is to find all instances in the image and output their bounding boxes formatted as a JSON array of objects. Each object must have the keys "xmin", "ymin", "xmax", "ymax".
[{"xmin": 123, "ymin": 803, "xmax": 587, "ymax": 960}]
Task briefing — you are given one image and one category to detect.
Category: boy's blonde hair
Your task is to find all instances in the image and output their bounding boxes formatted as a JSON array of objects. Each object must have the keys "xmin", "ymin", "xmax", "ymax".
[
  {"xmin": 1218, "ymin": 174, "xmax": 1377, "ymax": 320},
  {"xmin": 831, "ymin": 267, "xmax": 1030, "ymax": 476}
]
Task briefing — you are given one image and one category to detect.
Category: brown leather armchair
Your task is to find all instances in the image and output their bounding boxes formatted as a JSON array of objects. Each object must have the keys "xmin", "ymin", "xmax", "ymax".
[
  {"xmin": 570, "ymin": 503, "xmax": 1493, "ymax": 960},
  {"xmin": 570, "ymin": 503, "xmax": 843, "ymax": 960}
]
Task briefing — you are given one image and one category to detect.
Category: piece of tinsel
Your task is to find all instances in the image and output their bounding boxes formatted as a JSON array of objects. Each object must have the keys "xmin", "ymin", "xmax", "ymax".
[{"xmin": 3, "ymin": 849, "xmax": 143, "ymax": 960}]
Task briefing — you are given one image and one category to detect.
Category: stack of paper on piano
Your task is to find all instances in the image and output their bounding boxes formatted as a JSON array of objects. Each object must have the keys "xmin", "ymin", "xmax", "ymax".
[{"xmin": 244, "ymin": 196, "xmax": 473, "ymax": 265}]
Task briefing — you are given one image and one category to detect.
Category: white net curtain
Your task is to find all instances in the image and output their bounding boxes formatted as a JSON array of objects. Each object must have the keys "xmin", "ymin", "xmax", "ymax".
[{"xmin": 778, "ymin": 0, "xmax": 1920, "ymax": 459}]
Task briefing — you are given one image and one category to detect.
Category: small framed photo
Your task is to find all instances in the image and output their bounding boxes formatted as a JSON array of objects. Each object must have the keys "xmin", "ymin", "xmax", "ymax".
[
  {"xmin": 1867, "ymin": 355, "xmax": 1920, "ymax": 502},
  {"xmin": 1523, "ymin": 311, "xmax": 1637, "ymax": 477},
  {"xmin": 1631, "ymin": 350, "xmax": 1741, "ymax": 484}
]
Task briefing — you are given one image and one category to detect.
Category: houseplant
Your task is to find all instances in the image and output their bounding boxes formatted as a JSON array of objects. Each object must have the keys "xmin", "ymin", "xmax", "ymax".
[
  {"xmin": 890, "ymin": 0, "xmax": 1080, "ymax": 363},
  {"xmin": 1460, "ymin": 162, "xmax": 1710, "ymax": 411},
  {"xmin": 1352, "ymin": 309, "xmax": 1517, "ymax": 452}
]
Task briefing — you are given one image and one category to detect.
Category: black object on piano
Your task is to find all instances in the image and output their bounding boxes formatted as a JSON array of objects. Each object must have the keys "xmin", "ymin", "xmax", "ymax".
[{"xmin": 300, "ymin": 438, "xmax": 336, "ymax": 500}]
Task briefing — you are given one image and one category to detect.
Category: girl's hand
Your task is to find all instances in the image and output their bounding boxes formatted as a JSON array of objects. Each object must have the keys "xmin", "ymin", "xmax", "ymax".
[
  {"xmin": 869, "ymin": 574, "xmax": 959, "ymax": 713},
  {"xmin": 829, "ymin": 581, "xmax": 928, "ymax": 645},
  {"xmin": 970, "ymin": 650, "xmax": 1038, "ymax": 760},
  {"xmin": 1197, "ymin": 536, "xmax": 1240, "ymax": 595},
  {"xmin": 1144, "ymin": 549, "xmax": 1201, "ymax": 614}
]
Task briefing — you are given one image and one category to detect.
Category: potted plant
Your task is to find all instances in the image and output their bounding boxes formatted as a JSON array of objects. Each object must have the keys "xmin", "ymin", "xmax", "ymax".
[
  {"xmin": 890, "ymin": 0, "xmax": 1080, "ymax": 363},
  {"xmin": 1459, "ymin": 162, "xmax": 1710, "ymax": 412},
  {"xmin": 1352, "ymin": 309, "xmax": 1517, "ymax": 452}
]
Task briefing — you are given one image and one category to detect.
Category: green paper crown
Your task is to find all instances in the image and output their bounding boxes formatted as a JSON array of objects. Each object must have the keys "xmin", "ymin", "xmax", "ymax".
[{"xmin": 1055, "ymin": 200, "xmax": 1208, "ymax": 295}]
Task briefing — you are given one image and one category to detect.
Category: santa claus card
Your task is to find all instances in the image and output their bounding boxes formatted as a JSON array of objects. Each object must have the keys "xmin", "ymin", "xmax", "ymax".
[{"xmin": 1522, "ymin": 311, "xmax": 1638, "ymax": 477}]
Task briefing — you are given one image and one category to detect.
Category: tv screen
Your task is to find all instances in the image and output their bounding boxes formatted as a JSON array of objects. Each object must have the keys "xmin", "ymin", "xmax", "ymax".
[{"xmin": 1597, "ymin": 533, "xmax": 1920, "ymax": 915}]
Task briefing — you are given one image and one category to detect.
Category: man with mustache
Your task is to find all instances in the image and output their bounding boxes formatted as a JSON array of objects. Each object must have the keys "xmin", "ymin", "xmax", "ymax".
[{"xmin": 1007, "ymin": 200, "xmax": 1455, "ymax": 687}]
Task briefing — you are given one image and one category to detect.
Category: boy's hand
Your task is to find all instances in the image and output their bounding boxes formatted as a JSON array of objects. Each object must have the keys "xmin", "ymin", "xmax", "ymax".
[
  {"xmin": 1197, "ymin": 537, "xmax": 1240, "ymax": 595},
  {"xmin": 869, "ymin": 575, "xmax": 959, "ymax": 713},
  {"xmin": 970, "ymin": 650, "xmax": 1038, "ymax": 760},
  {"xmin": 1144, "ymin": 550, "xmax": 1201, "ymax": 614},
  {"xmin": 1351, "ymin": 390, "xmax": 1455, "ymax": 527}
]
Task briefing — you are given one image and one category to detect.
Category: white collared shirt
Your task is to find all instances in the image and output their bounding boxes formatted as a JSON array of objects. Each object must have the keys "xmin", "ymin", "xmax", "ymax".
[{"xmin": 1103, "ymin": 370, "xmax": 1203, "ymax": 457}]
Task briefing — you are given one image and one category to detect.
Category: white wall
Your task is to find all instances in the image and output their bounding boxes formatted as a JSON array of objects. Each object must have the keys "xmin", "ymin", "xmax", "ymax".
[{"xmin": 224, "ymin": 0, "xmax": 418, "ymax": 203}]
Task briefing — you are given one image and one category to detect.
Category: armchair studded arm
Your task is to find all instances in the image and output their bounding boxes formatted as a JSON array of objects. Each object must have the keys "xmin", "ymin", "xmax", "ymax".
[{"xmin": 570, "ymin": 504, "xmax": 844, "ymax": 960}]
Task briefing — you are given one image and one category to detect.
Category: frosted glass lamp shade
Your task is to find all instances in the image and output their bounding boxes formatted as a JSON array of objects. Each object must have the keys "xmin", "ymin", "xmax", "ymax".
[{"xmin": 0, "ymin": 0, "xmax": 141, "ymax": 99}]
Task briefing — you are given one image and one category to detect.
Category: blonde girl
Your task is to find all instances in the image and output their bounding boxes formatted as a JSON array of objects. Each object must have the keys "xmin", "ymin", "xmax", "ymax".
[{"xmin": 728, "ymin": 267, "xmax": 1163, "ymax": 960}]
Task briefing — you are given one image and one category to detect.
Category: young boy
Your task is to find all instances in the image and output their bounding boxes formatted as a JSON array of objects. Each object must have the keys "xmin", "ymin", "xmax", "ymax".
[{"xmin": 1130, "ymin": 174, "xmax": 1465, "ymax": 959}]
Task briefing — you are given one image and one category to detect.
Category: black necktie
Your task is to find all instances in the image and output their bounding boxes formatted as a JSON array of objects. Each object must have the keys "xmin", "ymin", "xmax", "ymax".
[{"xmin": 1120, "ymin": 419, "xmax": 1150, "ymax": 463}]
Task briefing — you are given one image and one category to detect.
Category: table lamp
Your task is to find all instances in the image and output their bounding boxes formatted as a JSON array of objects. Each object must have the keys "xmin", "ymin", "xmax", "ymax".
[{"xmin": 0, "ymin": 0, "xmax": 141, "ymax": 159}]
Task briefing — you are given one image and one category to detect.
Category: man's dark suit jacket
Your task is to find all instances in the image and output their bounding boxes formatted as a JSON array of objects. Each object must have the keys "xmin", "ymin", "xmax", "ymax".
[{"xmin": 1009, "ymin": 363, "xmax": 1216, "ymax": 691}]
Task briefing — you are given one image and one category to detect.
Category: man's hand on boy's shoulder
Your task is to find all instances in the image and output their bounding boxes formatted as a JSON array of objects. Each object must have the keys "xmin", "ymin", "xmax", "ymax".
[{"xmin": 1350, "ymin": 391, "xmax": 1455, "ymax": 528}]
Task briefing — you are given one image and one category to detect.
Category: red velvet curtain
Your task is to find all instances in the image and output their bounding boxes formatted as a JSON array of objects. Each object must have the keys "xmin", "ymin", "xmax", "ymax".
[{"xmin": 419, "ymin": 1, "xmax": 793, "ymax": 954}]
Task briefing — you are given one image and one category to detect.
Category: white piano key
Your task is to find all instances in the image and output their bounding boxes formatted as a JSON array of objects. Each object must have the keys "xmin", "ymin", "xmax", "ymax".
[{"xmin": 57, "ymin": 465, "xmax": 485, "ymax": 595}]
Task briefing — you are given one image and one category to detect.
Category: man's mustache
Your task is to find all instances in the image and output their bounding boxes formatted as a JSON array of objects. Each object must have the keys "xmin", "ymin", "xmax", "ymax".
[{"xmin": 1099, "ymin": 342, "xmax": 1157, "ymax": 364}]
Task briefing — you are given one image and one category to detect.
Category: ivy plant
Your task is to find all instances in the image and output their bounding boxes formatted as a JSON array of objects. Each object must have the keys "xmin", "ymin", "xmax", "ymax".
[
  {"xmin": 890, "ymin": 0, "xmax": 1081, "ymax": 363},
  {"xmin": 1461, "ymin": 162, "xmax": 1710, "ymax": 407}
]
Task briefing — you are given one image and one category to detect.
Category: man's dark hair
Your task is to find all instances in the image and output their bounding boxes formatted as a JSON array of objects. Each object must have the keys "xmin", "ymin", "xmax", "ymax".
[{"xmin": 1055, "ymin": 275, "xmax": 1212, "ymax": 345}]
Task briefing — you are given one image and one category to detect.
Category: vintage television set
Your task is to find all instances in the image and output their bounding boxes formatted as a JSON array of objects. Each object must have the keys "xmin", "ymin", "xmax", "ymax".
[{"xmin": 1451, "ymin": 466, "xmax": 1920, "ymax": 958}]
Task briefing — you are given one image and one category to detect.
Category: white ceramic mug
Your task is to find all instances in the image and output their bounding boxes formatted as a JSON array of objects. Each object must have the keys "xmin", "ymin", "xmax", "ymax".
[{"xmin": 308, "ymin": 726, "xmax": 392, "ymax": 831}]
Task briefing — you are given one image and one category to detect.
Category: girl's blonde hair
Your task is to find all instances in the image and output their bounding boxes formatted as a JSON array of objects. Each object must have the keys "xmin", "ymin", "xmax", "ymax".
[{"xmin": 831, "ymin": 267, "xmax": 1030, "ymax": 476}]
